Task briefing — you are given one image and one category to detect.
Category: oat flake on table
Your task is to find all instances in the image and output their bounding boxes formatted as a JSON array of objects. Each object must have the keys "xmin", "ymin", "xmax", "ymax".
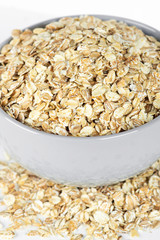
[{"xmin": 0, "ymin": 16, "xmax": 160, "ymax": 137}]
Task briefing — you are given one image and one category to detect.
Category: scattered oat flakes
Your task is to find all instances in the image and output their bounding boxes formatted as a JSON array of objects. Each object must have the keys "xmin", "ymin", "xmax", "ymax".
[
  {"xmin": 0, "ymin": 158, "xmax": 159, "ymax": 239},
  {"xmin": 0, "ymin": 230, "xmax": 15, "ymax": 239}
]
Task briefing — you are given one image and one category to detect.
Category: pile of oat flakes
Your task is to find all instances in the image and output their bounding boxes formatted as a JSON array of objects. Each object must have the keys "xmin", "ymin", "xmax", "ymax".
[
  {"xmin": 0, "ymin": 154, "xmax": 159, "ymax": 239},
  {"xmin": 0, "ymin": 16, "xmax": 160, "ymax": 136}
]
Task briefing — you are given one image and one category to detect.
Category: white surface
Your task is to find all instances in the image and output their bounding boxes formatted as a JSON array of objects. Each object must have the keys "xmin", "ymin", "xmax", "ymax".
[{"xmin": 0, "ymin": 0, "xmax": 160, "ymax": 239}]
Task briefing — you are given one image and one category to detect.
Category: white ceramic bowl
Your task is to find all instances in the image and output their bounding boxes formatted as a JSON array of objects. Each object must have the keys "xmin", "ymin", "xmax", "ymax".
[{"xmin": 0, "ymin": 15, "xmax": 160, "ymax": 186}]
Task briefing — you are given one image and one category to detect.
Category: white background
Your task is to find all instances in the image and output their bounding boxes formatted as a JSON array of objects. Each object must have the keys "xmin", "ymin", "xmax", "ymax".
[{"xmin": 0, "ymin": 0, "xmax": 160, "ymax": 239}]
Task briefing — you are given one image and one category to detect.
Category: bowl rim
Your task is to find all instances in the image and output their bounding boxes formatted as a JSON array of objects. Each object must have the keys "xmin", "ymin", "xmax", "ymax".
[{"xmin": 0, "ymin": 14, "xmax": 160, "ymax": 141}]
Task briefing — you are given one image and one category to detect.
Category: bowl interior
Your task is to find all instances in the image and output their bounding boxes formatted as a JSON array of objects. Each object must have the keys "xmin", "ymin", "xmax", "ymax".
[{"xmin": 0, "ymin": 15, "xmax": 160, "ymax": 140}]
